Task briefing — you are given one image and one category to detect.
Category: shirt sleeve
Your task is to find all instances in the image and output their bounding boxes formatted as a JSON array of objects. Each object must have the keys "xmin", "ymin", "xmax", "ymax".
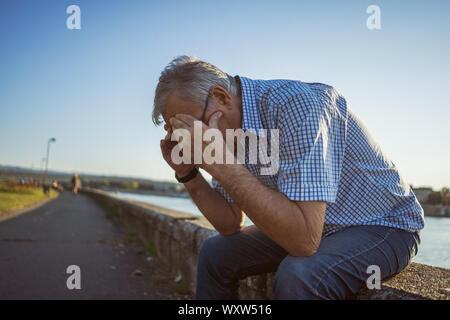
[
  {"xmin": 211, "ymin": 178, "xmax": 234, "ymax": 203},
  {"xmin": 276, "ymin": 87, "xmax": 348, "ymax": 202}
]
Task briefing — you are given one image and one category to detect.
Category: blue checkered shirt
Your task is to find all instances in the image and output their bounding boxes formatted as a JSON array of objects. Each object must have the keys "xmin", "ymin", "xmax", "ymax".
[{"xmin": 212, "ymin": 76, "xmax": 424, "ymax": 237}]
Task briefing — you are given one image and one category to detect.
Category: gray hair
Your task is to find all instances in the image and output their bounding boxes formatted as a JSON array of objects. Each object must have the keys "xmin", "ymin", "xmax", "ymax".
[{"xmin": 152, "ymin": 55, "xmax": 238, "ymax": 125}]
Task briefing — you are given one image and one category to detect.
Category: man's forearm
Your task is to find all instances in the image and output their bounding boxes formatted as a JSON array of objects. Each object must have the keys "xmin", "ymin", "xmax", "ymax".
[
  {"xmin": 183, "ymin": 171, "xmax": 244, "ymax": 234},
  {"xmin": 206, "ymin": 163, "xmax": 316, "ymax": 256}
]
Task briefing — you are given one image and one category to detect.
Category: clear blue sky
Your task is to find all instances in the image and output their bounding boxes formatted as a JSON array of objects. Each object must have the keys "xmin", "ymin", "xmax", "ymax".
[{"xmin": 1, "ymin": 0, "xmax": 449, "ymax": 189}]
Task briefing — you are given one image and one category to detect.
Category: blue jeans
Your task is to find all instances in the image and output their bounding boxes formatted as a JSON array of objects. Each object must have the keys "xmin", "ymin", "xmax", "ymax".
[{"xmin": 195, "ymin": 225, "xmax": 420, "ymax": 299}]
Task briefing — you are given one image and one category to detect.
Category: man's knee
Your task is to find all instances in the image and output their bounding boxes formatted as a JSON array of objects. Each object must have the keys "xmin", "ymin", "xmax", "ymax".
[
  {"xmin": 273, "ymin": 256, "xmax": 321, "ymax": 300},
  {"xmin": 198, "ymin": 234, "xmax": 221, "ymax": 264},
  {"xmin": 197, "ymin": 233, "xmax": 237, "ymax": 274}
]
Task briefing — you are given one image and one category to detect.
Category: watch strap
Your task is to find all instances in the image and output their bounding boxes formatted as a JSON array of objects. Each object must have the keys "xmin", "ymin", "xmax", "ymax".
[{"xmin": 175, "ymin": 166, "xmax": 199, "ymax": 183}]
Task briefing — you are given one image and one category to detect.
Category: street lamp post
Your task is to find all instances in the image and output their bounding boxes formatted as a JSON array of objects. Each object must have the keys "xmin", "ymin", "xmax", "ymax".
[
  {"xmin": 40, "ymin": 157, "xmax": 46, "ymax": 185},
  {"xmin": 43, "ymin": 137, "xmax": 56, "ymax": 194}
]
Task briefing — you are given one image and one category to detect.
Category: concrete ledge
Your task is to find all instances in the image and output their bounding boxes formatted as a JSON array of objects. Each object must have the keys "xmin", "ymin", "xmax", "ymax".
[
  {"xmin": 83, "ymin": 188, "xmax": 449, "ymax": 300},
  {"xmin": 239, "ymin": 264, "xmax": 450, "ymax": 300}
]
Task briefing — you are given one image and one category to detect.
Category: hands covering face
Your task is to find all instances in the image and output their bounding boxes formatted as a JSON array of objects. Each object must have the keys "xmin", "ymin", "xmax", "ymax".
[{"xmin": 161, "ymin": 111, "xmax": 226, "ymax": 176}]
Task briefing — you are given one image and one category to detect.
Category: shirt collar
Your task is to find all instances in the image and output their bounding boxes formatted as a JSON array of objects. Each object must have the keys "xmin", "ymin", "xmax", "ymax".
[{"xmin": 237, "ymin": 76, "xmax": 265, "ymax": 137}]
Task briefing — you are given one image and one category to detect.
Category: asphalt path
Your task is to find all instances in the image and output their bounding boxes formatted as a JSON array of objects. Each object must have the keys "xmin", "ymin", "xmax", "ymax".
[{"xmin": 0, "ymin": 192, "xmax": 179, "ymax": 300}]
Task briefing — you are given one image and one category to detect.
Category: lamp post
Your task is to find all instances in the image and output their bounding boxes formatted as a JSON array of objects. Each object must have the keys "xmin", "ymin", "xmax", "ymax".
[
  {"xmin": 43, "ymin": 137, "xmax": 56, "ymax": 194},
  {"xmin": 40, "ymin": 157, "xmax": 46, "ymax": 185}
]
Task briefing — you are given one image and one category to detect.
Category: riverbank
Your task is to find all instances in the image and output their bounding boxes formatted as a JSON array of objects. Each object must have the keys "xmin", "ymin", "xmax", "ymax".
[
  {"xmin": 83, "ymin": 188, "xmax": 450, "ymax": 300},
  {"xmin": 107, "ymin": 190, "xmax": 450, "ymax": 269},
  {"xmin": 422, "ymin": 204, "xmax": 450, "ymax": 218},
  {"xmin": 103, "ymin": 188, "xmax": 189, "ymax": 199},
  {"xmin": 107, "ymin": 188, "xmax": 450, "ymax": 217}
]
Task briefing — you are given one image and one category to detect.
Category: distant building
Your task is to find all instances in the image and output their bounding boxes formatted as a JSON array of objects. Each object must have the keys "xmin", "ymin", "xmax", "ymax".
[
  {"xmin": 412, "ymin": 187, "xmax": 433, "ymax": 203},
  {"xmin": 441, "ymin": 189, "xmax": 450, "ymax": 206}
]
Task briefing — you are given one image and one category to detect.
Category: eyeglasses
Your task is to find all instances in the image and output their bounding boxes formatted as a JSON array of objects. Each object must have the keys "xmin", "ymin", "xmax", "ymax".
[
  {"xmin": 200, "ymin": 89, "xmax": 212, "ymax": 124},
  {"xmin": 165, "ymin": 89, "xmax": 211, "ymax": 129}
]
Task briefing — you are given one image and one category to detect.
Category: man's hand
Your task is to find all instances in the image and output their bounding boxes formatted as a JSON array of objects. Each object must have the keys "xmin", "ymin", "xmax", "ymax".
[
  {"xmin": 169, "ymin": 112, "xmax": 232, "ymax": 172},
  {"xmin": 160, "ymin": 124, "xmax": 195, "ymax": 178},
  {"xmin": 162, "ymin": 118, "xmax": 244, "ymax": 235}
]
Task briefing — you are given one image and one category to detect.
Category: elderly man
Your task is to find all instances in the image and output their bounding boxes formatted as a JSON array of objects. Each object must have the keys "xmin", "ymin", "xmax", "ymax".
[{"xmin": 153, "ymin": 56, "xmax": 424, "ymax": 300}]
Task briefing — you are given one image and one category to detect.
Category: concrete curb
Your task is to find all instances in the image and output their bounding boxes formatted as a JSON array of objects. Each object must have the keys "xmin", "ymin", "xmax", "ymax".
[{"xmin": 83, "ymin": 188, "xmax": 450, "ymax": 300}]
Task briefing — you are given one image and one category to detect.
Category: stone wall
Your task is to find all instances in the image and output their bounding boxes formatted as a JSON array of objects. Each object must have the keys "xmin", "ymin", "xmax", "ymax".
[{"xmin": 84, "ymin": 188, "xmax": 449, "ymax": 300}]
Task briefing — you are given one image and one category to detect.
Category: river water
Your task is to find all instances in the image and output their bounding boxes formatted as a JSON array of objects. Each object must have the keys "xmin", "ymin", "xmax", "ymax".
[{"xmin": 113, "ymin": 191, "xmax": 449, "ymax": 269}]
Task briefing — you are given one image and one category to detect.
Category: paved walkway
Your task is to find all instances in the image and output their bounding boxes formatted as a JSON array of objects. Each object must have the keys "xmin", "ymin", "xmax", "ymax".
[{"xmin": 0, "ymin": 192, "xmax": 184, "ymax": 299}]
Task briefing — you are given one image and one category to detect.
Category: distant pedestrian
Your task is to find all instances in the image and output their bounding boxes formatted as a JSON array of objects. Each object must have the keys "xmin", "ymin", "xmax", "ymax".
[
  {"xmin": 71, "ymin": 174, "xmax": 81, "ymax": 194},
  {"xmin": 51, "ymin": 180, "xmax": 64, "ymax": 193}
]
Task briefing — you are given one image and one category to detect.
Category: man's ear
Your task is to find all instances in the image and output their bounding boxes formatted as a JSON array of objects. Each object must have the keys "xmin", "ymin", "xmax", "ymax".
[{"xmin": 211, "ymin": 86, "xmax": 233, "ymax": 109}]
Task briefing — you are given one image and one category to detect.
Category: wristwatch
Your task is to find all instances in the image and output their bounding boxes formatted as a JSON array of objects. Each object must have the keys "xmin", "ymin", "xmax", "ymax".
[{"xmin": 175, "ymin": 166, "xmax": 199, "ymax": 183}]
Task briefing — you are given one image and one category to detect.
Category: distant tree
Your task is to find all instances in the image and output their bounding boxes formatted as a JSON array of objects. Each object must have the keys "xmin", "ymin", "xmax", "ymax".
[
  {"xmin": 426, "ymin": 191, "xmax": 442, "ymax": 205},
  {"xmin": 122, "ymin": 181, "xmax": 139, "ymax": 190},
  {"xmin": 123, "ymin": 182, "xmax": 132, "ymax": 190},
  {"xmin": 140, "ymin": 183, "xmax": 155, "ymax": 191}
]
